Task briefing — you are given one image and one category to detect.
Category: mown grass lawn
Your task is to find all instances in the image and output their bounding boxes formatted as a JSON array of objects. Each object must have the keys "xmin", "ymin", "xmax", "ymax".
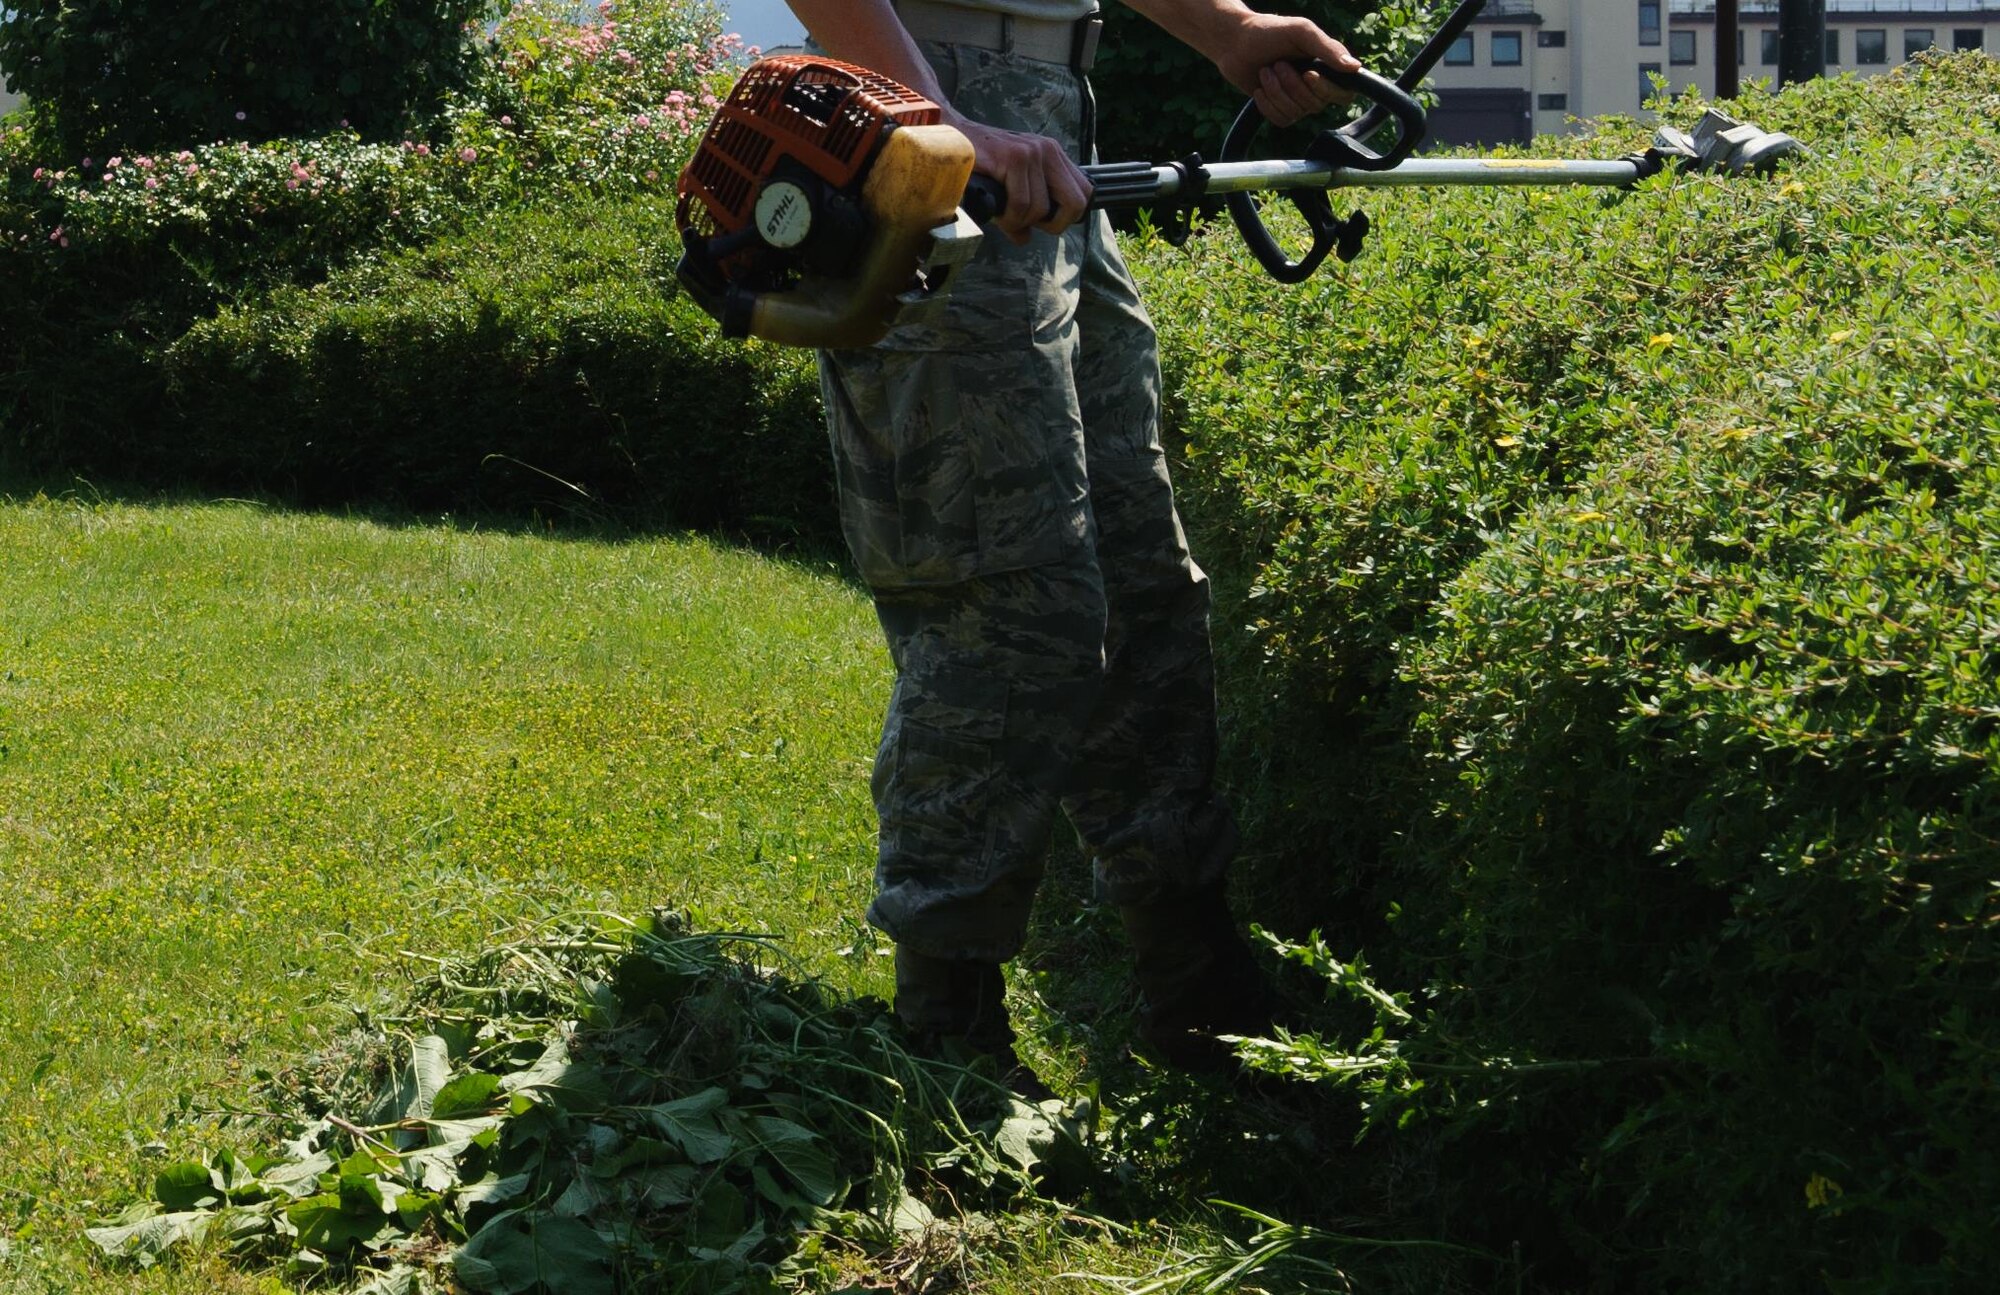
[{"xmin": 0, "ymin": 488, "xmax": 929, "ymax": 1291}]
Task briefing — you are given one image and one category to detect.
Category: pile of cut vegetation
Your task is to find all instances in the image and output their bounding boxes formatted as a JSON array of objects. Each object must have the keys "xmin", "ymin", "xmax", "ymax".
[{"xmin": 86, "ymin": 913, "xmax": 1079, "ymax": 1294}]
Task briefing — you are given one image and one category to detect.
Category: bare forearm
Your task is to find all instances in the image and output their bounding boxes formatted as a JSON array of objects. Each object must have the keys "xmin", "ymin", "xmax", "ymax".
[
  {"xmin": 1119, "ymin": 0, "xmax": 1255, "ymax": 66},
  {"xmin": 1121, "ymin": 0, "xmax": 1358, "ymax": 118},
  {"xmin": 783, "ymin": 0, "xmax": 950, "ymax": 106},
  {"xmin": 782, "ymin": 0, "xmax": 1091, "ymax": 239}
]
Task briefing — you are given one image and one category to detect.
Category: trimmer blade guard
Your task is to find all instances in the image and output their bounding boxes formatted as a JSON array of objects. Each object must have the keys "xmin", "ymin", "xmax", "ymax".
[{"xmin": 1653, "ymin": 109, "xmax": 1808, "ymax": 175}]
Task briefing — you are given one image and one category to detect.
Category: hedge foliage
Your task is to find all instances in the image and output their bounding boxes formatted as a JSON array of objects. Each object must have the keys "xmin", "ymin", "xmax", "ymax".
[
  {"xmin": 1142, "ymin": 54, "xmax": 2000, "ymax": 1290},
  {"xmin": 0, "ymin": 0, "xmax": 833, "ymax": 536},
  {"xmin": 0, "ymin": 0, "xmax": 496, "ymax": 156},
  {"xmin": 159, "ymin": 198, "xmax": 823, "ymax": 533}
]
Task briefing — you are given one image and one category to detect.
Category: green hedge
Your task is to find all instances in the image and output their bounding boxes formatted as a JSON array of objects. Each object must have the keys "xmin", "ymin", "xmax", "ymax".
[
  {"xmin": 1140, "ymin": 54, "xmax": 2000, "ymax": 1289},
  {"xmin": 0, "ymin": 0, "xmax": 814, "ymax": 535},
  {"xmin": 155, "ymin": 199, "xmax": 828, "ymax": 534}
]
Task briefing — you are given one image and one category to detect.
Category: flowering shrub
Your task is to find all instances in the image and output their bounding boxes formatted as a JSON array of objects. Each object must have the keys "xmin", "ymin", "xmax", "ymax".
[
  {"xmin": 448, "ymin": 0, "xmax": 742, "ymax": 202},
  {"xmin": 1, "ymin": 0, "xmax": 741, "ymax": 276},
  {"xmin": 7, "ymin": 133, "xmax": 454, "ymax": 284},
  {"xmin": 1, "ymin": 0, "xmax": 760, "ymax": 469}
]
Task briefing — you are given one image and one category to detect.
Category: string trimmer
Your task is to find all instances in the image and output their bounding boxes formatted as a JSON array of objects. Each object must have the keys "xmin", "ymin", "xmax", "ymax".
[{"xmin": 674, "ymin": 0, "xmax": 1804, "ymax": 348}]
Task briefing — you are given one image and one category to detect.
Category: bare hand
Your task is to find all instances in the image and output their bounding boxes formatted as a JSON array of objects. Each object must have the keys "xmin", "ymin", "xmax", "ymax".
[
  {"xmin": 950, "ymin": 115, "xmax": 1093, "ymax": 243},
  {"xmin": 1213, "ymin": 14, "xmax": 1363, "ymax": 127}
]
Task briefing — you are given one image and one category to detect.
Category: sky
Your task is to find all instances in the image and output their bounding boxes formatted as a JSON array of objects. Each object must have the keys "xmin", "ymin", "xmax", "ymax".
[{"xmin": 717, "ymin": 0, "xmax": 808, "ymax": 53}]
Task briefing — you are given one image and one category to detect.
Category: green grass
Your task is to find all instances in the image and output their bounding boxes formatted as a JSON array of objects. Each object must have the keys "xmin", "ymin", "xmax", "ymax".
[
  {"xmin": 0, "ymin": 489, "xmax": 1236, "ymax": 1295},
  {"xmin": 0, "ymin": 489, "xmax": 908, "ymax": 1291}
]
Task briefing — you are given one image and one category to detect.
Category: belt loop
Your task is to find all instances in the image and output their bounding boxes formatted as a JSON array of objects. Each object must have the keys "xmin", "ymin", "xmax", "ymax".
[
  {"xmin": 999, "ymin": 13, "xmax": 1015, "ymax": 56},
  {"xmin": 1073, "ymin": 15, "xmax": 1103, "ymax": 73}
]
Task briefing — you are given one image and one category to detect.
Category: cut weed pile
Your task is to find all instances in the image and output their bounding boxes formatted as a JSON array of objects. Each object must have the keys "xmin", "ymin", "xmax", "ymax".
[{"xmin": 88, "ymin": 910, "xmax": 1089, "ymax": 1294}]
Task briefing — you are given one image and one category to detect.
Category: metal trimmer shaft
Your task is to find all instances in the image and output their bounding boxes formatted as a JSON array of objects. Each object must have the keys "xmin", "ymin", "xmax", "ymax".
[{"xmin": 1083, "ymin": 156, "xmax": 1660, "ymax": 210}]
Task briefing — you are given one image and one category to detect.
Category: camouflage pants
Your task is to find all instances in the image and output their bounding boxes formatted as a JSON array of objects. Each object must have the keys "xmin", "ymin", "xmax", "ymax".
[{"xmin": 819, "ymin": 39, "xmax": 1235, "ymax": 963}]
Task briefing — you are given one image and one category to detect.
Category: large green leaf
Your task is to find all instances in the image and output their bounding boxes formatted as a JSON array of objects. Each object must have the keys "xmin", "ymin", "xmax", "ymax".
[
  {"xmin": 499, "ymin": 1036, "xmax": 610, "ymax": 1113},
  {"xmin": 406, "ymin": 1034, "xmax": 454, "ymax": 1120},
  {"xmin": 258, "ymin": 1149, "xmax": 336, "ymax": 1200},
  {"xmin": 85, "ymin": 1209, "xmax": 213, "ymax": 1267},
  {"xmin": 455, "ymin": 1213, "xmax": 614, "ymax": 1295},
  {"xmin": 745, "ymin": 1115, "xmax": 843, "ymax": 1207},
  {"xmin": 641, "ymin": 1087, "xmax": 736, "ymax": 1165},
  {"xmin": 431, "ymin": 1072, "xmax": 505, "ymax": 1120},
  {"xmin": 153, "ymin": 1160, "xmax": 220, "ymax": 1211},
  {"xmin": 287, "ymin": 1193, "xmax": 397, "ymax": 1253}
]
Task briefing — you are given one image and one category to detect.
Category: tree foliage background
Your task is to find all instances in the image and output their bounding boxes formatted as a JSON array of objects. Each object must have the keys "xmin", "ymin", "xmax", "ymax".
[{"xmin": 0, "ymin": 0, "xmax": 500, "ymax": 154}]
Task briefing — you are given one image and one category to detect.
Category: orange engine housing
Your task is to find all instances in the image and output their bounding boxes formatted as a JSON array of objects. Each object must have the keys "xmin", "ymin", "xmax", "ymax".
[{"xmin": 676, "ymin": 56, "xmax": 942, "ymax": 282}]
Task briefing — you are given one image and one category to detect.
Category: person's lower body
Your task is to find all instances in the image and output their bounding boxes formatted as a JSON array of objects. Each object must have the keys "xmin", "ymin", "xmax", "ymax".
[{"xmin": 817, "ymin": 38, "xmax": 1271, "ymax": 1085}]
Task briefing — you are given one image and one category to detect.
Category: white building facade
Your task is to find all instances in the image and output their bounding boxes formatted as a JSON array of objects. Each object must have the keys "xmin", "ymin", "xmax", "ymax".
[{"xmin": 1426, "ymin": 1, "xmax": 2000, "ymax": 144}]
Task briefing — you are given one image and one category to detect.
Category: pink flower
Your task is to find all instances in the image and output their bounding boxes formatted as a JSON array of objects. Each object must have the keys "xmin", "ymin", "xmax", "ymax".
[
  {"xmin": 81, "ymin": 158, "xmax": 93, "ymax": 169},
  {"xmin": 415, "ymin": 144, "xmax": 431, "ymax": 157},
  {"xmin": 500, "ymin": 115, "xmax": 514, "ymax": 126},
  {"xmin": 106, "ymin": 156, "xmax": 122, "ymax": 168},
  {"xmin": 235, "ymin": 110, "xmax": 247, "ymax": 121},
  {"xmin": 176, "ymin": 151, "xmax": 193, "ymax": 162},
  {"xmin": 459, "ymin": 147, "xmax": 477, "ymax": 162},
  {"xmin": 145, "ymin": 177, "xmax": 159, "ymax": 189},
  {"xmin": 286, "ymin": 178, "xmax": 299, "ymax": 189},
  {"xmin": 31, "ymin": 167, "xmax": 42, "ymax": 180},
  {"xmin": 634, "ymin": 113, "xmax": 651, "ymax": 127}
]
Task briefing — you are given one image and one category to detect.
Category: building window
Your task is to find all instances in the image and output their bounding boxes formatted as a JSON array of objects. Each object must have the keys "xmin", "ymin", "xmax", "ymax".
[
  {"xmin": 1538, "ymin": 31, "xmax": 1567, "ymax": 48},
  {"xmin": 1444, "ymin": 33, "xmax": 1474, "ymax": 65},
  {"xmin": 1955, "ymin": 30, "xmax": 1986, "ymax": 52},
  {"xmin": 1761, "ymin": 30, "xmax": 1780, "ymax": 65},
  {"xmin": 1904, "ymin": 29, "xmax": 1935, "ymax": 60},
  {"xmin": 1492, "ymin": 32, "xmax": 1523, "ymax": 66},
  {"xmin": 1670, "ymin": 30, "xmax": 1697, "ymax": 65},
  {"xmin": 1738, "ymin": 31, "xmax": 1747, "ymax": 65},
  {"xmin": 1826, "ymin": 31, "xmax": 1840, "ymax": 65},
  {"xmin": 1640, "ymin": 62, "xmax": 1662, "ymax": 108},
  {"xmin": 1639, "ymin": 2, "xmax": 1661, "ymax": 48},
  {"xmin": 1857, "ymin": 29, "xmax": 1887, "ymax": 64},
  {"xmin": 1538, "ymin": 93, "xmax": 1569, "ymax": 111}
]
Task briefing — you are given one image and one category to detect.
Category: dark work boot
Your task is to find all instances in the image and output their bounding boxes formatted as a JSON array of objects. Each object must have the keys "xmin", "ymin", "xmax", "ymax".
[
  {"xmin": 1118, "ymin": 881, "xmax": 1278, "ymax": 1074},
  {"xmin": 894, "ymin": 948, "xmax": 1055, "ymax": 1102}
]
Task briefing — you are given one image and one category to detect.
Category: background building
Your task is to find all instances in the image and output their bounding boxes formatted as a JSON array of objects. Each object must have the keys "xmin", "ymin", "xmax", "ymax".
[{"xmin": 1428, "ymin": 0, "xmax": 2000, "ymax": 145}]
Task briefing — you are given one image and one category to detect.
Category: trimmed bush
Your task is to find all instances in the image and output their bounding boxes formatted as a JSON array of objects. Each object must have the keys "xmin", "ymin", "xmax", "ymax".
[
  {"xmin": 0, "ymin": 0, "xmax": 779, "ymax": 532},
  {"xmin": 155, "ymin": 199, "xmax": 828, "ymax": 536},
  {"xmin": 1137, "ymin": 54, "xmax": 2000, "ymax": 1289}
]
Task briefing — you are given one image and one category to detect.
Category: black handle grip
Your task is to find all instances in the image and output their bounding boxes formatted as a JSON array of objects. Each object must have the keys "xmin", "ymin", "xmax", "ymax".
[
  {"xmin": 1220, "ymin": 63, "xmax": 1427, "ymax": 282},
  {"xmin": 962, "ymin": 173, "xmax": 1007, "ymax": 226}
]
